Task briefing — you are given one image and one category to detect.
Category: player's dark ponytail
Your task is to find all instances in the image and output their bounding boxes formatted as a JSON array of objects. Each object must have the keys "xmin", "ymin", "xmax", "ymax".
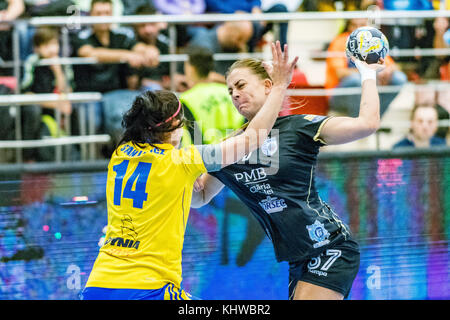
[{"xmin": 116, "ymin": 90, "xmax": 185, "ymax": 152}]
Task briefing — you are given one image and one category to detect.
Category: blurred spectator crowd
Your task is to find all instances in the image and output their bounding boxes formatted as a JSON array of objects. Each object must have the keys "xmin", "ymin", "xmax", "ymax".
[{"xmin": 0, "ymin": 0, "xmax": 449, "ymax": 163}]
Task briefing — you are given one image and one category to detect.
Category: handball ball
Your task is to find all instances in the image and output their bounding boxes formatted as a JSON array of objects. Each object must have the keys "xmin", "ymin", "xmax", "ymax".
[{"xmin": 345, "ymin": 26, "xmax": 389, "ymax": 64}]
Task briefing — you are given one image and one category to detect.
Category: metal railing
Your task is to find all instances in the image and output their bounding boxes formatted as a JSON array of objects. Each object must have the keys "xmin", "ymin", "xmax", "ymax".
[
  {"xmin": 26, "ymin": 10, "xmax": 450, "ymax": 26},
  {"xmin": 0, "ymin": 9, "xmax": 449, "ymax": 163},
  {"xmin": 0, "ymin": 93, "xmax": 106, "ymax": 162}
]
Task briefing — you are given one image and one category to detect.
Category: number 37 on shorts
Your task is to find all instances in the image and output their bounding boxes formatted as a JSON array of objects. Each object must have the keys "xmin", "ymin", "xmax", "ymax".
[{"xmin": 307, "ymin": 249, "xmax": 342, "ymax": 276}]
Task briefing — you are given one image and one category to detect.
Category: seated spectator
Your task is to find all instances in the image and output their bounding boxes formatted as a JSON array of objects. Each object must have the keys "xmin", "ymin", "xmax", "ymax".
[
  {"xmin": 380, "ymin": 0, "xmax": 434, "ymax": 74},
  {"xmin": 22, "ymin": 27, "xmax": 73, "ymax": 114},
  {"xmin": 394, "ymin": 85, "xmax": 447, "ymax": 148},
  {"xmin": 205, "ymin": 0, "xmax": 288, "ymax": 51},
  {"xmin": 0, "ymin": 0, "xmax": 24, "ymax": 76},
  {"xmin": 21, "ymin": 1, "xmax": 82, "ymax": 60},
  {"xmin": 151, "ymin": 0, "xmax": 206, "ymax": 47},
  {"xmin": 71, "ymin": 0, "xmax": 158, "ymax": 142},
  {"xmin": 72, "ymin": 0, "xmax": 159, "ymax": 93},
  {"xmin": 129, "ymin": 4, "xmax": 175, "ymax": 91},
  {"xmin": 20, "ymin": 27, "xmax": 74, "ymax": 161},
  {"xmin": 188, "ymin": 20, "xmax": 253, "ymax": 76},
  {"xmin": 393, "ymin": 103, "xmax": 446, "ymax": 149},
  {"xmin": 399, "ymin": 16, "xmax": 450, "ymax": 81},
  {"xmin": 180, "ymin": 46, "xmax": 245, "ymax": 146},
  {"xmin": 325, "ymin": 18, "xmax": 407, "ymax": 117},
  {"xmin": 412, "ymin": 84, "xmax": 450, "ymax": 144}
]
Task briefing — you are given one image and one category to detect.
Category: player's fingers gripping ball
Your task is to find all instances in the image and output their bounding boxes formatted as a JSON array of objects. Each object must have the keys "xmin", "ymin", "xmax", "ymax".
[{"xmin": 346, "ymin": 26, "xmax": 389, "ymax": 64}]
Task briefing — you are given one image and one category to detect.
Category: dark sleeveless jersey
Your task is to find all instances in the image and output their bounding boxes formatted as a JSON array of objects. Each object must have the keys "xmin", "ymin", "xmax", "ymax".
[{"xmin": 210, "ymin": 114, "xmax": 352, "ymax": 263}]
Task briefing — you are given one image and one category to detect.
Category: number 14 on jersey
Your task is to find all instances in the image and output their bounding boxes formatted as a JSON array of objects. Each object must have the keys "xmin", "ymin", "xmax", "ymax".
[{"xmin": 112, "ymin": 160, "xmax": 153, "ymax": 209}]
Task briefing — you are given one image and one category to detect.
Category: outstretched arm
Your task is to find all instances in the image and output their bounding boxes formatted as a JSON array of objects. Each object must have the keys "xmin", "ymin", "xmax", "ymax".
[
  {"xmin": 217, "ymin": 42, "xmax": 298, "ymax": 167},
  {"xmin": 319, "ymin": 57, "xmax": 384, "ymax": 145}
]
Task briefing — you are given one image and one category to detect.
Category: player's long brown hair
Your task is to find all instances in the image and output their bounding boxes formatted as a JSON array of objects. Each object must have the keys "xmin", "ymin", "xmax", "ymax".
[{"xmin": 116, "ymin": 90, "xmax": 185, "ymax": 152}]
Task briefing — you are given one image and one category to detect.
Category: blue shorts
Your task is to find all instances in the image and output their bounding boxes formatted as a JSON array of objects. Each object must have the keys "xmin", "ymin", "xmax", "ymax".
[{"xmin": 79, "ymin": 283, "xmax": 197, "ymax": 300}]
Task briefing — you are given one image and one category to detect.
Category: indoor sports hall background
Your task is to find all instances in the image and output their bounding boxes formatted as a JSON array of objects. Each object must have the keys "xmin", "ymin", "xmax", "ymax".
[
  {"xmin": 1, "ymin": 1, "xmax": 450, "ymax": 300},
  {"xmin": 1, "ymin": 149, "xmax": 449, "ymax": 300}
]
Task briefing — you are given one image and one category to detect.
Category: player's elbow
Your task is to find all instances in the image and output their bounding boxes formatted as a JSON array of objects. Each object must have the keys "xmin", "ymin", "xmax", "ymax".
[
  {"xmin": 366, "ymin": 118, "xmax": 380, "ymax": 134},
  {"xmin": 351, "ymin": 117, "xmax": 380, "ymax": 141},
  {"xmin": 359, "ymin": 114, "xmax": 380, "ymax": 135}
]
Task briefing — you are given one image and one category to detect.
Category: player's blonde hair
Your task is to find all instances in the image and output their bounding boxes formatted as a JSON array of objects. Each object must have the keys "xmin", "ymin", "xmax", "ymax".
[{"xmin": 226, "ymin": 58, "xmax": 271, "ymax": 82}]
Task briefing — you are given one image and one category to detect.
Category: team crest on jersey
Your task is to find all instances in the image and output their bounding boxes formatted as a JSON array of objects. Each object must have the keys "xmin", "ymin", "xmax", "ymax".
[
  {"xmin": 261, "ymin": 137, "xmax": 278, "ymax": 157},
  {"xmin": 306, "ymin": 220, "xmax": 330, "ymax": 248}
]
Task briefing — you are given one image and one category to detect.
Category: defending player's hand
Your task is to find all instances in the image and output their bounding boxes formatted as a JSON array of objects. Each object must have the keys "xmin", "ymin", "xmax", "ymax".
[
  {"xmin": 262, "ymin": 41, "xmax": 299, "ymax": 90},
  {"xmin": 193, "ymin": 175, "xmax": 205, "ymax": 192}
]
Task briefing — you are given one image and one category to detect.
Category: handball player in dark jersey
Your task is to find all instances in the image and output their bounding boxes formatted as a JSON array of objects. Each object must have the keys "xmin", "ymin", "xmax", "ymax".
[{"xmin": 191, "ymin": 55, "xmax": 385, "ymax": 300}]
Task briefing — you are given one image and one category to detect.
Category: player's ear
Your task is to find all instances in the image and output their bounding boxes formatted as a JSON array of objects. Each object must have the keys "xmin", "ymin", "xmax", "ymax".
[{"xmin": 264, "ymin": 78, "xmax": 273, "ymax": 95}]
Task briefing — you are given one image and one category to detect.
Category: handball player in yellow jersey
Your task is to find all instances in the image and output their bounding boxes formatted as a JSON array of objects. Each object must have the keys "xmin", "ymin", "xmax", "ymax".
[{"xmin": 80, "ymin": 42, "xmax": 298, "ymax": 300}]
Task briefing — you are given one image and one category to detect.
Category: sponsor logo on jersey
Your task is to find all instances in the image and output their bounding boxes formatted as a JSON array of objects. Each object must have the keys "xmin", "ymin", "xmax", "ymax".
[
  {"xmin": 306, "ymin": 220, "xmax": 330, "ymax": 248},
  {"xmin": 249, "ymin": 183, "xmax": 274, "ymax": 195},
  {"xmin": 261, "ymin": 137, "xmax": 278, "ymax": 157},
  {"xmin": 234, "ymin": 168, "xmax": 275, "ymax": 195},
  {"xmin": 234, "ymin": 168, "xmax": 267, "ymax": 184},
  {"xmin": 258, "ymin": 196, "xmax": 287, "ymax": 214},
  {"xmin": 104, "ymin": 237, "xmax": 140, "ymax": 249}
]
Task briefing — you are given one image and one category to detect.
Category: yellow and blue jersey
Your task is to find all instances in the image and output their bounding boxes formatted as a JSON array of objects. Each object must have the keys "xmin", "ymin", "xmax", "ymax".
[{"xmin": 85, "ymin": 142, "xmax": 219, "ymax": 292}]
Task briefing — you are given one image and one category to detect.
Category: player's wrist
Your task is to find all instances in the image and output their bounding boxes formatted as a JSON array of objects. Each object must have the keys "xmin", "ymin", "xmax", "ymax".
[
  {"xmin": 360, "ymin": 68, "xmax": 376, "ymax": 84},
  {"xmin": 354, "ymin": 60, "xmax": 377, "ymax": 84}
]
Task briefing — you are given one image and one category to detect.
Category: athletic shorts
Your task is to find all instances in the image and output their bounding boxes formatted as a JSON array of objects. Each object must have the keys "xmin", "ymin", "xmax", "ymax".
[
  {"xmin": 288, "ymin": 237, "xmax": 360, "ymax": 299},
  {"xmin": 79, "ymin": 283, "xmax": 197, "ymax": 300}
]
